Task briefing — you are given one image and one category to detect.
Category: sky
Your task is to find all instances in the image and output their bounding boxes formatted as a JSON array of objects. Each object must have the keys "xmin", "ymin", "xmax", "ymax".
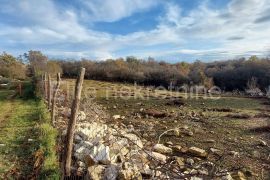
[{"xmin": 0, "ymin": 0, "xmax": 270, "ymax": 62}]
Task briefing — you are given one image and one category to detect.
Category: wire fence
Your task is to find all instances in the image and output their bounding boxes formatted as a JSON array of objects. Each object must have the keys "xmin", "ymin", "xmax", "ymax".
[{"xmin": 37, "ymin": 70, "xmax": 250, "ymax": 179}]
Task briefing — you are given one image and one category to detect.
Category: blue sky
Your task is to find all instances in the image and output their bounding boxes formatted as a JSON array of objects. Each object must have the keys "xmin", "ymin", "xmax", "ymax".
[{"xmin": 0, "ymin": 0, "xmax": 270, "ymax": 62}]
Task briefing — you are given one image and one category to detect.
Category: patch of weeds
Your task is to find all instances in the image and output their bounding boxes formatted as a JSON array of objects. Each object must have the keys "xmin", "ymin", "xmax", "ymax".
[{"xmin": 36, "ymin": 100, "xmax": 60, "ymax": 179}]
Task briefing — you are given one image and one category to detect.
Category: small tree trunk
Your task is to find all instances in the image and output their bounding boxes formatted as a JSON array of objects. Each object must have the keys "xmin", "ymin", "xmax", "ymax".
[
  {"xmin": 65, "ymin": 68, "xmax": 85, "ymax": 176},
  {"xmin": 51, "ymin": 73, "xmax": 61, "ymax": 126},
  {"xmin": 47, "ymin": 74, "xmax": 51, "ymax": 109}
]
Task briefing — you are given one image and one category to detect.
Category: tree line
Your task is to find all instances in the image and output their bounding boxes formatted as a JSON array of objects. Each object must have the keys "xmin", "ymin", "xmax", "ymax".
[{"xmin": 1, "ymin": 51, "xmax": 270, "ymax": 92}]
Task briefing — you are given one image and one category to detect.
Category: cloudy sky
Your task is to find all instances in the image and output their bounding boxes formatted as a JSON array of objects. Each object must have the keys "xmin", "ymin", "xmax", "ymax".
[{"xmin": 0, "ymin": 0, "xmax": 270, "ymax": 62}]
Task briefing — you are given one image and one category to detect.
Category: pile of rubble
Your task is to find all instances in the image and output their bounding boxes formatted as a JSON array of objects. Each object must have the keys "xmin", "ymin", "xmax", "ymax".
[{"xmin": 60, "ymin": 110, "xmax": 250, "ymax": 180}]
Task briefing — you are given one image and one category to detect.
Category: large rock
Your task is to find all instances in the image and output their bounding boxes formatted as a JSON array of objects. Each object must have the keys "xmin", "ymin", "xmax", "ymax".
[
  {"xmin": 87, "ymin": 165, "xmax": 105, "ymax": 180},
  {"xmin": 153, "ymin": 144, "xmax": 173, "ymax": 154},
  {"xmin": 93, "ymin": 144, "xmax": 111, "ymax": 165},
  {"xmin": 147, "ymin": 151, "xmax": 167, "ymax": 163},
  {"xmin": 118, "ymin": 162, "xmax": 142, "ymax": 180},
  {"xmin": 188, "ymin": 147, "xmax": 207, "ymax": 158}
]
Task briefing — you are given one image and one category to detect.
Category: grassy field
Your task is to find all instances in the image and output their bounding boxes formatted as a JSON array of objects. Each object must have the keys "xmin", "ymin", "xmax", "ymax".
[
  {"xmin": 65, "ymin": 79, "xmax": 270, "ymax": 178},
  {"xmin": 0, "ymin": 86, "xmax": 59, "ymax": 179}
]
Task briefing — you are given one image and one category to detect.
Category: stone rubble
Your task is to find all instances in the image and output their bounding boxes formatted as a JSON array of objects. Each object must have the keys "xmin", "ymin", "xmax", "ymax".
[{"xmin": 60, "ymin": 108, "xmax": 257, "ymax": 180}]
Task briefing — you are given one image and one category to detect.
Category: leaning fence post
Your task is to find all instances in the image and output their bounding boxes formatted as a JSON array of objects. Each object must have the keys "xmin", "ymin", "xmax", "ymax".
[
  {"xmin": 65, "ymin": 67, "xmax": 85, "ymax": 176},
  {"xmin": 44, "ymin": 73, "xmax": 48, "ymax": 99},
  {"xmin": 51, "ymin": 73, "xmax": 61, "ymax": 126},
  {"xmin": 47, "ymin": 74, "xmax": 52, "ymax": 109}
]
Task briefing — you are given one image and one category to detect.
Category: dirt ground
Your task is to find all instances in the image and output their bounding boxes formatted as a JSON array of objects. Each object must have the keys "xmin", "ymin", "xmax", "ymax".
[{"xmin": 64, "ymin": 79, "xmax": 270, "ymax": 179}]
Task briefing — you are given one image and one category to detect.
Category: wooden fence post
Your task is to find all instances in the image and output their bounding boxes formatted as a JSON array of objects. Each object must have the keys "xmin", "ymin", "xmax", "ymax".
[
  {"xmin": 65, "ymin": 67, "xmax": 85, "ymax": 176},
  {"xmin": 44, "ymin": 73, "xmax": 48, "ymax": 100},
  {"xmin": 51, "ymin": 73, "xmax": 61, "ymax": 126},
  {"xmin": 18, "ymin": 83, "xmax": 22, "ymax": 97},
  {"xmin": 47, "ymin": 74, "xmax": 51, "ymax": 109}
]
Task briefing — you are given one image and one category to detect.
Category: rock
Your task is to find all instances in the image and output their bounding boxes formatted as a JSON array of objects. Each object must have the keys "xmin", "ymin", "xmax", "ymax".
[
  {"xmin": 143, "ymin": 109, "xmax": 167, "ymax": 118},
  {"xmin": 74, "ymin": 134, "xmax": 82, "ymax": 143},
  {"xmin": 231, "ymin": 171, "xmax": 246, "ymax": 180},
  {"xmin": 198, "ymin": 169, "xmax": 208, "ymax": 175},
  {"xmin": 188, "ymin": 147, "xmax": 207, "ymax": 157},
  {"xmin": 153, "ymin": 144, "xmax": 173, "ymax": 154},
  {"xmin": 258, "ymin": 139, "xmax": 267, "ymax": 146},
  {"xmin": 118, "ymin": 162, "xmax": 142, "ymax": 180},
  {"xmin": 104, "ymin": 164, "xmax": 119, "ymax": 180},
  {"xmin": 210, "ymin": 148, "xmax": 222, "ymax": 155},
  {"xmin": 94, "ymin": 144, "xmax": 111, "ymax": 164},
  {"xmin": 147, "ymin": 151, "xmax": 167, "ymax": 163},
  {"xmin": 180, "ymin": 125, "xmax": 189, "ymax": 130},
  {"xmin": 87, "ymin": 165, "xmax": 105, "ymax": 180},
  {"xmin": 221, "ymin": 172, "xmax": 233, "ymax": 180},
  {"xmin": 77, "ymin": 111, "xmax": 86, "ymax": 121},
  {"xmin": 186, "ymin": 158, "xmax": 194, "ymax": 166},
  {"xmin": 75, "ymin": 146, "xmax": 92, "ymax": 161},
  {"xmin": 80, "ymin": 141, "xmax": 94, "ymax": 149},
  {"xmin": 229, "ymin": 151, "xmax": 240, "ymax": 157},
  {"xmin": 167, "ymin": 129, "xmax": 180, "ymax": 136},
  {"xmin": 172, "ymin": 145, "xmax": 182, "ymax": 153},
  {"xmin": 205, "ymin": 139, "xmax": 216, "ymax": 143},
  {"xmin": 175, "ymin": 157, "xmax": 185, "ymax": 168},
  {"xmin": 190, "ymin": 177, "xmax": 203, "ymax": 180},
  {"xmin": 122, "ymin": 133, "xmax": 143, "ymax": 148},
  {"xmin": 85, "ymin": 154, "xmax": 96, "ymax": 167},
  {"xmin": 165, "ymin": 141, "xmax": 173, "ymax": 146},
  {"xmin": 76, "ymin": 123, "xmax": 108, "ymax": 141},
  {"xmin": 77, "ymin": 161, "xmax": 86, "ymax": 168},
  {"xmin": 113, "ymin": 115, "xmax": 121, "ymax": 120}
]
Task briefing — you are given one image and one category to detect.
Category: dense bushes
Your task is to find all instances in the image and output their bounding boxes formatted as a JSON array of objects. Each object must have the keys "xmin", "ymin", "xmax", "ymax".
[
  {"xmin": 59, "ymin": 56, "xmax": 270, "ymax": 91},
  {"xmin": 1, "ymin": 50, "xmax": 270, "ymax": 92}
]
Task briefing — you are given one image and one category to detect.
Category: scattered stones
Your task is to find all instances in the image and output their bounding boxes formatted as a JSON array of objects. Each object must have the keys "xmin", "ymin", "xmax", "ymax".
[
  {"xmin": 188, "ymin": 147, "xmax": 207, "ymax": 158},
  {"xmin": 87, "ymin": 165, "xmax": 105, "ymax": 180},
  {"xmin": 77, "ymin": 111, "xmax": 86, "ymax": 121},
  {"xmin": 118, "ymin": 162, "xmax": 142, "ymax": 180}
]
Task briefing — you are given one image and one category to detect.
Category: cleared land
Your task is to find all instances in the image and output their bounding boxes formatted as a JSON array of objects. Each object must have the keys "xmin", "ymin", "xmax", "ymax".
[{"xmin": 64, "ymin": 79, "xmax": 270, "ymax": 178}]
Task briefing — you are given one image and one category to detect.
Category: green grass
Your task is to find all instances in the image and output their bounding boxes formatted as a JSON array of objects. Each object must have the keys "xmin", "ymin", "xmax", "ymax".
[{"xmin": 0, "ymin": 83, "xmax": 59, "ymax": 179}]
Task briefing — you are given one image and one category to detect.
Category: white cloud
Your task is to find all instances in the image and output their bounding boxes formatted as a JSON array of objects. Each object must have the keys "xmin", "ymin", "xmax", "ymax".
[
  {"xmin": 79, "ymin": 0, "xmax": 159, "ymax": 22},
  {"xmin": 0, "ymin": 0, "xmax": 269, "ymax": 61}
]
